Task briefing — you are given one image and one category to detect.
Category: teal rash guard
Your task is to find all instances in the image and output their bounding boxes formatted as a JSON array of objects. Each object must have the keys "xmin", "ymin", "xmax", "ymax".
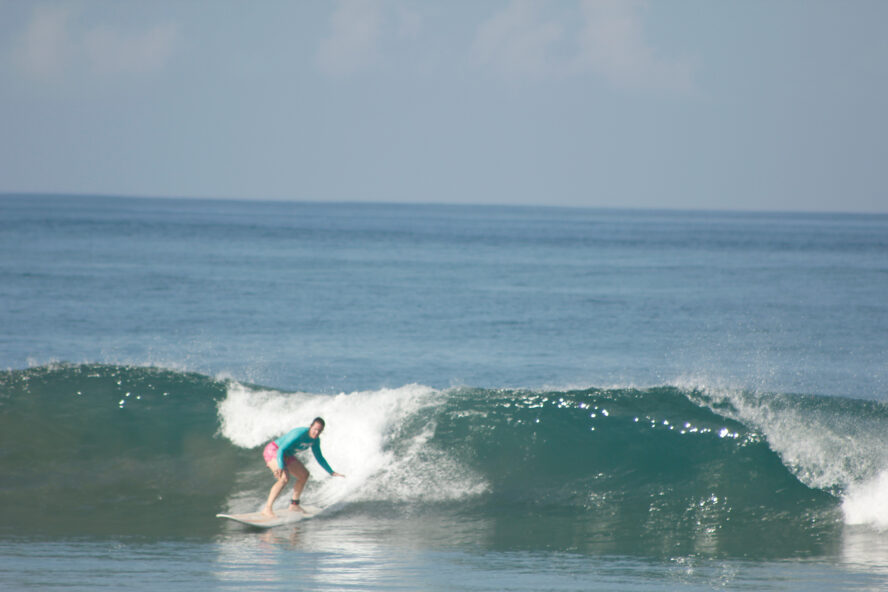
[{"xmin": 274, "ymin": 427, "xmax": 335, "ymax": 475}]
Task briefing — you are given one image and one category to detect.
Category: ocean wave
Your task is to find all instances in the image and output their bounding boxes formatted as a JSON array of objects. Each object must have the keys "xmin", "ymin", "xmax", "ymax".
[{"xmin": 3, "ymin": 363, "xmax": 887, "ymax": 547}]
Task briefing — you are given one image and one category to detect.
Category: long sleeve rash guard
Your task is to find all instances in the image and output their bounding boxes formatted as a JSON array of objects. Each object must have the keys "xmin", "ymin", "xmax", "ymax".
[{"xmin": 273, "ymin": 427, "xmax": 335, "ymax": 475}]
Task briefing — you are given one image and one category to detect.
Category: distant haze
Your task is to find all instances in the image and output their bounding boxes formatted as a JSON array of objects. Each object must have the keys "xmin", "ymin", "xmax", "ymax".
[{"xmin": 1, "ymin": 1, "xmax": 886, "ymax": 213}]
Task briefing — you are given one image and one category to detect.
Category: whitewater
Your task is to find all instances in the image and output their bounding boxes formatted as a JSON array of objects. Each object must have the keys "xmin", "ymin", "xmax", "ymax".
[{"xmin": 1, "ymin": 195, "xmax": 887, "ymax": 590}]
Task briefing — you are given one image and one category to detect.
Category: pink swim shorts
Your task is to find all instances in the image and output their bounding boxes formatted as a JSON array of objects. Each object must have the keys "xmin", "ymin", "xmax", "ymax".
[{"xmin": 262, "ymin": 441, "xmax": 294, "ymax": 467}]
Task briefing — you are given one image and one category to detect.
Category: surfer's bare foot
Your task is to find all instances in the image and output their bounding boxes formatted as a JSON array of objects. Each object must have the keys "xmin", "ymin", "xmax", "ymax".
[
  {"xmin": 261, "ymin": 507, "xmax": 276, "ymax": 518},
  {"xmin": 289, "ymin": 499, "xmax": 306, "ymax": 513}
]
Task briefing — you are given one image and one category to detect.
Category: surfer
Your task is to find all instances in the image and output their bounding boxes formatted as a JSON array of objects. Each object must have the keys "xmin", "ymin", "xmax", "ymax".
[{"xmin": 261, "ymin": 417, "xmax": 345, "ymax": 517}]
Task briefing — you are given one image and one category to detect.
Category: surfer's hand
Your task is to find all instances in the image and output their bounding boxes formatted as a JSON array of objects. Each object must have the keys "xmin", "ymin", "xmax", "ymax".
[
  {"xmin": 274, "ymin": 467, "xmax": 287, "ymax": 481},
  {"xmin": 332, "ymin": 472, "xmax": 345, "ymax": 478}
]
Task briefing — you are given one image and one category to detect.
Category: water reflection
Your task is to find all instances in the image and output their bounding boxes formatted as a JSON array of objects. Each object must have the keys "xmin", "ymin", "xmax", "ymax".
[
  {"xmin": 212, "ymin": 502, "xmax": 888, "ymax": 591},
  {"xmin": 213, "ymin": 512, "xmax": 492, "ymax": 590},
  {"xmin": 840, "ymin": 524, "xmax": 888, "ymax": 580}
]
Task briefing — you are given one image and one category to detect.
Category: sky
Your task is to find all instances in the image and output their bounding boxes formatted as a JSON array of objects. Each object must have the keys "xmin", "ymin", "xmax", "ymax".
[{"xmin": 1, "ymin": 0, "xmax": 887, "ymax": 213}]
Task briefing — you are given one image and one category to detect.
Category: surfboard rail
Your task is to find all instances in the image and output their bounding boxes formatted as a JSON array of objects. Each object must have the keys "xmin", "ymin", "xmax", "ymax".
[{"xmin": 216, "ymin": 506, "xmax": 321, "ymax": 529}]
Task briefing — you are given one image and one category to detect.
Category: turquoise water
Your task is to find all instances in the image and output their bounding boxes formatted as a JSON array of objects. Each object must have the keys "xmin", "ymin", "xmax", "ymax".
[{"xmin": 1, "ymin": 195, "xmax": 888, "ymax": 590}]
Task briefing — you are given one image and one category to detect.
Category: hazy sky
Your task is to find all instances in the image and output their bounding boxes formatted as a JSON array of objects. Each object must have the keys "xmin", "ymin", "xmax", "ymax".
[{"xmin": 1, "ymin": 1, "xmax": 886, "ymax": 212}]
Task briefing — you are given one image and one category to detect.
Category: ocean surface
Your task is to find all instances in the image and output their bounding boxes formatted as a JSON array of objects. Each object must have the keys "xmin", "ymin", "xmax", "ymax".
[{"xmin": 1, "ymin": 194, "xmax": 887, "ymax": 590}]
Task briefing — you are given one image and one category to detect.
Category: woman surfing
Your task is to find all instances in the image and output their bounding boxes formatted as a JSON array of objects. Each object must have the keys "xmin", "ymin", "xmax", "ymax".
[{"xmin": 261, "ymin": 417, "xmax": 345, "ymax": 517}]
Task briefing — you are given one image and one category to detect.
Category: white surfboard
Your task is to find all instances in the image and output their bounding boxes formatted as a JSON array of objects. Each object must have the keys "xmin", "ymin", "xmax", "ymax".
[{"xmin": 216, "ymin": 506, "xmax": 322, "ymax": 529}]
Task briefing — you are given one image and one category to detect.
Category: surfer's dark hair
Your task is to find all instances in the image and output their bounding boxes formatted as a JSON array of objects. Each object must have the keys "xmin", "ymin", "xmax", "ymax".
[{"xmin": 311, "ymin": 417, "xmax": 326, "ymax": 428}]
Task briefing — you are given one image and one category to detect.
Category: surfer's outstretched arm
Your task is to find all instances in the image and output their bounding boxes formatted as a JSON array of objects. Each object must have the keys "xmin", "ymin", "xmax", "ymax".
[{"xmin": 311, "ymin": 439, "xmax": 345, "ymax": 477}]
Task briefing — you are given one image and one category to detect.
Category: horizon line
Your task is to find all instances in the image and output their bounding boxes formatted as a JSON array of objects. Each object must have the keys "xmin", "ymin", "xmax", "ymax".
[{"xmin": 1, "ymin": 191, "xmax": 886, "ymax": 218}]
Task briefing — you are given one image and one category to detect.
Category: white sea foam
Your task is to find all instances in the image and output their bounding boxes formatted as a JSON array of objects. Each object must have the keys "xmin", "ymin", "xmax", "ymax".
[
  {"xmin": 842, "ymin": 469, "xmax": 888, "ymax": 530},
  {"xmin": 217, "ymin": 381, "xmax": 488, "ymax": 510},
  {"xmin": 674, "ymin": 374, "xmax": 888, "ymax": 529}
]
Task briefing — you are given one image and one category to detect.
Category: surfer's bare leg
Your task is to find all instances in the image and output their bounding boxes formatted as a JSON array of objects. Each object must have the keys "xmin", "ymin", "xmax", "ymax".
[
  {"xmin": 262, "ymin": 459, "xmax": 289, "ymax": 517},
  {"xmin": 285, "ymin": 457, "xmax": 310, "ymax": 513}
]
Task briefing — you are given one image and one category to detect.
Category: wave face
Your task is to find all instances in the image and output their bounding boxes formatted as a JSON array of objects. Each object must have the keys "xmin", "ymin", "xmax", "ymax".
[
  {"xmin": 0, "ymin": 364, "xmax": 249, "ymax": 536},
  {"xmin": 5, "ymin": 364, "xmax": 888, "ymax": 556}
]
